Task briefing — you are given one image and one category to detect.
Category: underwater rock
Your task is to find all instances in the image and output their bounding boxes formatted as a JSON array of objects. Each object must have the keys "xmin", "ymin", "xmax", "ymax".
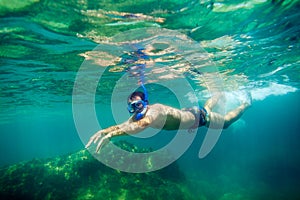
[{"xmin": 0, "ymin": 141, "xmax": 191, "ymax": 200}]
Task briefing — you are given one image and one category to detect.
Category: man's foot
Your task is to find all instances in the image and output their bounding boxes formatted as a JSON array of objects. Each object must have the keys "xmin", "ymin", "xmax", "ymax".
[{"xmin": 239, "ymin": 90, "xmax": 252, "ymax": 107}]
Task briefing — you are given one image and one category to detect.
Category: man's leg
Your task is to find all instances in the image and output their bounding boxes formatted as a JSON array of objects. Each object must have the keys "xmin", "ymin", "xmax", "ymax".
[
  {"xmin": 204, "ymin": 93, "xmax": 224, "ymax": 111},
  {"xmin": 223, "ymin": 103, "xmax": 250, "ymax": 128}
]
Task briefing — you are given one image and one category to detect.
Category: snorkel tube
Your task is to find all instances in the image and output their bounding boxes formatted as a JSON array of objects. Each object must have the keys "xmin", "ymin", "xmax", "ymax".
[{"xmin": 141, "ymin": 83, "xmax": 148, "ymax": 102}]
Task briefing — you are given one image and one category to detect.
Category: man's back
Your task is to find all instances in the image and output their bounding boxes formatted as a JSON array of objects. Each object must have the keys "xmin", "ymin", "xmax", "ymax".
[{"xmin": 146, "ymin": 104, "xmax": 196, "ymax": 130}]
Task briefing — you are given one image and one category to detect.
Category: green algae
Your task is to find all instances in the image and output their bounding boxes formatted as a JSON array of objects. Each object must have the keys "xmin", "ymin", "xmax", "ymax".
[
  {"xmin": 0, "ymin": 44, "xmax": 32, "ymax": 58},
  {"xmin": 0, "ymin": 141, "xmax": 191, "ymax": 200},
  {"xmin": 0, "ymin": 0, "xmax": 39, "ymax": 16}
]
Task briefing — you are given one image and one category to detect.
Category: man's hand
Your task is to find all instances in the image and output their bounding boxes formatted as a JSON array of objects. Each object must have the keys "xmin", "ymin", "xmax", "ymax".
[
  {"xmin": 85, "ymin": 125, "xmax": 121, "ymax": 153},
  {"xmin": 85, "ymin": 130, "xmax": 111, "ymax": 152},
  {"xmin": 85, "ymin": 117, "xmax": 150, "ymax": 153}
]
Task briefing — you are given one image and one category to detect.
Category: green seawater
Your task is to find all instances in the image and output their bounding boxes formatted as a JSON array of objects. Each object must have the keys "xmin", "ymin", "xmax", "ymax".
[{"xmin": 1, "ymin": 0, "xmax": 300, "ymax": 199}]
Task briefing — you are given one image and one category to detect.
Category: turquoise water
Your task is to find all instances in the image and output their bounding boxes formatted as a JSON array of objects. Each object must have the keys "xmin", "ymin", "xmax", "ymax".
[{"xmin": 1, "ymin": 0, "xmax": 300, "ymax": 199}]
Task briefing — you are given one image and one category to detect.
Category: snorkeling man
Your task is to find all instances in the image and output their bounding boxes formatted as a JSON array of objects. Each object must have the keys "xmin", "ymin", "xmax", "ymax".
[{"xmin": 86, "ymin": 87, "xmax": 251, "ymax": 153}]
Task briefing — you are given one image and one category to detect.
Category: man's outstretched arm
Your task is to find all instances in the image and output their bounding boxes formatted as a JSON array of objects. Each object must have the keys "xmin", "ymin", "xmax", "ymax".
[{"xmin": 85, "ymin": 116, "xmax": 152, "ymax": 152}]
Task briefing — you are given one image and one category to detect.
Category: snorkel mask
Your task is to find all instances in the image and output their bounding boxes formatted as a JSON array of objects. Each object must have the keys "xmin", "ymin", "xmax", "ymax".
[{"xmin": 127, "ymin": 84, "xmax": 148, "ymax": 120}]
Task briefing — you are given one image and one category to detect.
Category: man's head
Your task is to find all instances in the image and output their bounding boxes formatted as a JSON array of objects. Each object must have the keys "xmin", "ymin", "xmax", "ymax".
[
  {"xmin": 128, "ymin": 91, "xmax": 146, "ymax": 103},
  {"xmin": 127, "ymin": 91, "xmax": 148, "ymax": 117}
]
